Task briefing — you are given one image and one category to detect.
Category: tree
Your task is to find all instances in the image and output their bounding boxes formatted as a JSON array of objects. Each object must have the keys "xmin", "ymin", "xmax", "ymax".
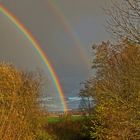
[
  {"xmin": 0, "ymin": 63, "xmax": 42, "ymax": 140},
  {"xmin": 81, "ymin": 41, "xmax": 140, "ymax": 139},
  {"xmin": 106, "ymin": 0, "xmax": 140, "ymax": 44}
]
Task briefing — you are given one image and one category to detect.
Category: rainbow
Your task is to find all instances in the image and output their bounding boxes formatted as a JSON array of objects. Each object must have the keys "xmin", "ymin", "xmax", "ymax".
[
  {"xmin": 0, "ymin": 4, "xmax": 68, "ymax": 112},
  {"xmin": 46, "ymin": 0, "xmax": 91, "ymax": 68}
]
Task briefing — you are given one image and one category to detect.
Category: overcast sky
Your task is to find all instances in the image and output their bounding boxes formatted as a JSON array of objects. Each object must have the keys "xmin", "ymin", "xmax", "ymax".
[{"xmin": 0, "ymin": 0, "xmax": 111, "ymax": 99}]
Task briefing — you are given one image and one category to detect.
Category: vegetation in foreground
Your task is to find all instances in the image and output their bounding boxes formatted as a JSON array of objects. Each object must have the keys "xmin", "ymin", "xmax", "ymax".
[
  {"xmin": 44, "ymin": 115, "xmax": 91, "ymax": 140},
  {"xmin": 0, "ymin": 63, "xmax": 53, "ymax": 140},
  {"xmin": 81, "ymin": 41, "xmax": 140, "ymax": 139},
  {"xmin": 80, "ymin": 0, "xmax": 140, "ymax": 139},
  {"xmin": 0, "ymin": 63, "xmax": 91, "ymax": 140}
]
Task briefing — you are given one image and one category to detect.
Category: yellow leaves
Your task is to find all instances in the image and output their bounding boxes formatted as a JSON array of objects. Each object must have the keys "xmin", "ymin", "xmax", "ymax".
[
  {"xmin": 0, "ymin": 63, "xmax": 41, "ymax": 140},
  {"xmin": 86, "ymin": 42, "xmax": 140, "ymax": 139},
  {"xmin": 0, "ymin": 64, "xmax": 22, "ymax": 97}
]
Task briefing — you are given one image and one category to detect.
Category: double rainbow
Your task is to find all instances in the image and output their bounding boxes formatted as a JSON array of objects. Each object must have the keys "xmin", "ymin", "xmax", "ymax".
[{"xmin": 0, "ymin": 4, "xmax": 68, "ymax": 112}]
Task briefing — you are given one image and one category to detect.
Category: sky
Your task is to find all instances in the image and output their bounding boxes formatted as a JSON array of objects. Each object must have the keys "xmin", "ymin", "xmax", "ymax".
[{"xmin": 0, "ymin": 0, "xmax": 112, "ymax": 110}]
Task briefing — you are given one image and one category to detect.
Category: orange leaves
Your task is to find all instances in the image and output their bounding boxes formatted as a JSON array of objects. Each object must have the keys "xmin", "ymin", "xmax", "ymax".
[
  {"xmin": 83, "ymin": 41, "xmax": 140, "ymax": 139},
  {"xmin": 0, "ymin": 63, "xmax": 42, "ymax": 140}
]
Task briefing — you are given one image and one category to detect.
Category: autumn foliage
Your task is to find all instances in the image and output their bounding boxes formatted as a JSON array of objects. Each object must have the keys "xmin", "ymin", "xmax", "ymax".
[
  {"xmin": 0, "ymin": 63, "xmax": 42, "ymax": 140},
  {"xmin": 81, "ymin": 41, "xmax": 140, "ymax": 139}
]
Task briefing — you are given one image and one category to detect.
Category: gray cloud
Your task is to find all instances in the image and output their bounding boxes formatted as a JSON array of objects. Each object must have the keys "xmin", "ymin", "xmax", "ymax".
[{"xmin": 0, "ymin": 0, "xmax": 112, "ymax": 98}]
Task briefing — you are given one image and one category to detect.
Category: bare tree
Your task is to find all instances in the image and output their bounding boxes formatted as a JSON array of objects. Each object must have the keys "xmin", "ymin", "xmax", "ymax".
[{"xmin": 106, "ymin": 0, "xmax": 140, "ymax": 44}]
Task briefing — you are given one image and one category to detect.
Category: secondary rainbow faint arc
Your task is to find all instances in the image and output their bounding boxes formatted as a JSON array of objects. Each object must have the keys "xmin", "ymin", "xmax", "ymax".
[
  {"xmin": 0, "ymin": 4, "xmax": 68, "ymax": 112},
  {"xmin": 46, "ymin": 0, "xmax": 91, "ymax": 68}
]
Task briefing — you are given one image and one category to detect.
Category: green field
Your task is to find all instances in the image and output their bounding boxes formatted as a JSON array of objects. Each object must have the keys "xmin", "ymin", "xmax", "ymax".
[{"xmin": 47, "ymin": 115, "xmax": 85, "ymax": 123}]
